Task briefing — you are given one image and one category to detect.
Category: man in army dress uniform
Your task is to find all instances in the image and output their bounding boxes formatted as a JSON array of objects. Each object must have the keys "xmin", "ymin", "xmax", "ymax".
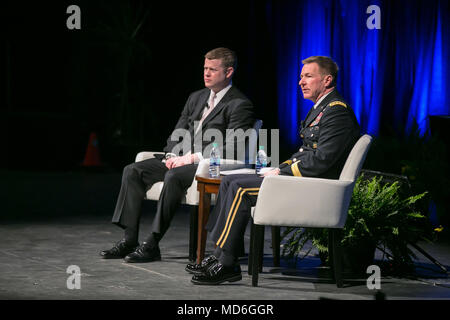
[{"xmin": 186, "ymin": 56, "xmax": 361, "ymax": 285}]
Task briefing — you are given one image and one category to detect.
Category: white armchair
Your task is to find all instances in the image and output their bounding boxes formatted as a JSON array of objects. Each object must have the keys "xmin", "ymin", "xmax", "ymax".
[
  {"xmin": 250, "ymin": 134, "xmax": 372, "ymax": 288},
  {"xmin": 136, "ymin": 119, "xmax": 263, "ymax": 261}
]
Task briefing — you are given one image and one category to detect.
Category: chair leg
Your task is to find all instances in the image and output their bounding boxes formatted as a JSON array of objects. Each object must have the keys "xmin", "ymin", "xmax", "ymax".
[
  {"xmin": 271, "ymin": 226, "xmax": 280, "ymax": 267},
  {"xmin": 328, "ymin": 230, "xmax": 335, "ymax": 280},
  {"xmin": 252, "ymin": 224, "xmax": 265, "ymax": 287},
  {"xmin": 189, "ymin": 206, "xmax": 198, "ymax": 262},
  {"xmin": 330, "ymin": 229, "xmax": 343, "ymax": 288},
  {"xmin": 248, "ymin": 223, "xmax": 255, "ymax": 275},
  {"xmin": 258, "ymin": 227, "xmax": 264, "ymax": 273}
]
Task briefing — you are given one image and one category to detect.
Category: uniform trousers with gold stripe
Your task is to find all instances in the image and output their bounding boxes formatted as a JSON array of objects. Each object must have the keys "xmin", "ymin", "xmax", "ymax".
[{"xmin": 206, "ymin": 174, "xmax": 264, "ymax": 258}]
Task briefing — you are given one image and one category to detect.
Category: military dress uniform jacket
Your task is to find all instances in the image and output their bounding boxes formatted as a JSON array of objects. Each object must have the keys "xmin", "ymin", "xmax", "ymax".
[
  {"xmin": 279, "ymin": 90, "xmax": 360, "ymax": 179},
  {"xmin": 206, "ymin": 90, "xmax": 360, "ymax": 258}
]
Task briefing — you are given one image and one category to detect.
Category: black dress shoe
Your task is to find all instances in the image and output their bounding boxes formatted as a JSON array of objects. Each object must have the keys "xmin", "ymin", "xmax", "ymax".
[
  {"xmin": 185, "ymin": 255, "xmax": 218, "ymax": 275},
  {"xmin": 100, "ymin": 239, "xmax": 139, "ymax": 259},
  {"xmin": 124, "ymin": 242, "xmax": 161, "ymax": 263},
  {"xmin": 191, "ymin": 261, "xmax": 242, "ymax": 285}
]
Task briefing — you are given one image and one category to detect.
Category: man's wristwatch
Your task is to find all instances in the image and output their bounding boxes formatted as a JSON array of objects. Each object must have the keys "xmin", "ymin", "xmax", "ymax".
[
  {"xmin": 161, "ymin": 153, "xmax": 176, "ymax": 163},
  {"xmin": 165, "ymin": 153, "xmax": 176, "ymax": 160}
]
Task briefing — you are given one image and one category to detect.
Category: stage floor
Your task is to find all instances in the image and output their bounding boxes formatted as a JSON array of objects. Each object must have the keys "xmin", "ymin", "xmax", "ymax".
[{"xmin": 0, "ymin": 170, "xmax": 449, "ymax": 301}]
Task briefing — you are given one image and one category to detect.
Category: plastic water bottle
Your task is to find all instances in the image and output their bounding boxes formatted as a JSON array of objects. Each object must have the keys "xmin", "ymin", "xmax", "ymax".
[
  {"xmin": 209, "ymin": 143, "xmax": 220, "ymax": 178},
  {"xmin": 255, "ymin": 146, "xmax": 268, "ymax": 174}
]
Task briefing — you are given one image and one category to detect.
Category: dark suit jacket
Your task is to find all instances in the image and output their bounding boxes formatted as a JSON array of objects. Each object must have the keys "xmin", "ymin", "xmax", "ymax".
[
  {"xmin": 163, "ymin": 86, "xmax": 255, "ymax": 160},
  {"xmin": 279, "ymin": 89, "xmax": 360, "ymax": 179}
]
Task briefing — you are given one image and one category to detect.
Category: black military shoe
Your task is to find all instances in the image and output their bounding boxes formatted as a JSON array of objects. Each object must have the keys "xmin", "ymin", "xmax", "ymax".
[
  {"xmin": 185, "ymin": 255, "xmax": 218, "ymax": 275},
  {"xmin": 124, "ymin": 242, "xmax": 161, "ymax": 263},
  {"xmin": 191, "ymin": 261, "xmax": 242, "ymax": 285},
  {"xmin": 100, "ymin": 239, "xmax": 139, "ymax": 259}
]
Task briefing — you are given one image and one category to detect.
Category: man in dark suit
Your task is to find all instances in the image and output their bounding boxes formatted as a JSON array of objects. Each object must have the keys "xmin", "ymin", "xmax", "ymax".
[
  {"xmin": 187, "ymin": 56, "xmax": 360, "ymax": 285},
  {"xmin": 100, "ymin": 47, "xmax": 255, "ymax": 263}
]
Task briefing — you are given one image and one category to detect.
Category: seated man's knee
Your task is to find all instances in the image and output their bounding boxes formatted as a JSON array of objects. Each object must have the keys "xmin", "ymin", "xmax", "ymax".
[
  {"xmin": 163, "ymin": 168, "xmax": 180, "ymax": 184},
  {"xmin": 221, "ymin": 175, "xmax": 242, "ymax": 192},
  {"xmin": 163, "ymin": 166, "xmax": 196, "ymax": 190},
  {"xmin": 221, "ymin": 175, "xmax": 236, "ymax": 187}
]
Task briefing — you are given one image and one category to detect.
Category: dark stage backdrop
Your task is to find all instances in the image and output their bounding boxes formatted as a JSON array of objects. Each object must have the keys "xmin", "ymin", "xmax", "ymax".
[{"xmin": 3, "ymin": 0, "xmax": 449, "ymax": 171}]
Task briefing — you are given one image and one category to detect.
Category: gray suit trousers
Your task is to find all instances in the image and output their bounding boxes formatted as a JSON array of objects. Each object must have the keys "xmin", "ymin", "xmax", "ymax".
[{"xmin": 111, "ymin": 157, "xmax": 198, "ymax": 240}]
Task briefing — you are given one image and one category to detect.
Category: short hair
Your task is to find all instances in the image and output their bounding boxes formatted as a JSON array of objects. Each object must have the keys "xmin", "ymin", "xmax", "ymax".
[
  {"xmin": 205, "ymin": 47, "xmax": 237, "ymax": 70},
  {"xmin": 302, "ymin": 56, "xmax": 339, "ymax": 87}
]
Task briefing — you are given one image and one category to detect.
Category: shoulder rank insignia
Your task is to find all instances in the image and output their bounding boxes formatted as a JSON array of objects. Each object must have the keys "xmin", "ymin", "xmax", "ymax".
[{"xmin": 329, "ymin": 101, "xmax": 347, "ymax": 108}]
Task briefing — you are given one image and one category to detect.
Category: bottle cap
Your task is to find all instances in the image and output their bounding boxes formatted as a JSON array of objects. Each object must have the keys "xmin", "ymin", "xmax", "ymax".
[
  {"xmin": 213, "ymin": 143, "xmax": 218, "ymax": 147},
  {"xmin": 259, "ymin": 145, "xmax": 264, "ymax": 150}
]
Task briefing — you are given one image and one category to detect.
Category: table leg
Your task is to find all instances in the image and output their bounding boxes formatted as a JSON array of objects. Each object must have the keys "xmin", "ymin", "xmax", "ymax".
[
  {"xmin": 189, "ymin": 206, "xmax": 198, "ymax": 262},
  {"xmin": 197, "ymin": 186, "xmax": 211, "ymax": 264}
]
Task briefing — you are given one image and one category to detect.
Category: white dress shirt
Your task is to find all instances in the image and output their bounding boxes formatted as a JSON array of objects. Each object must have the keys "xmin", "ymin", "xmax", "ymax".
[{"xmin": 190, "ymin": 83, "xmax": 233, "ymax": 162}]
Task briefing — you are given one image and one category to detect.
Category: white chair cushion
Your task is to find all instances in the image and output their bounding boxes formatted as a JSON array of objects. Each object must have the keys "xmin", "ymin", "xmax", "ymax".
[
  {"xmin": 339, "ymin": 134, "xmax": 372, "ymax": 181},
  {"xmin": 252, "ymin": 176, "xmax": 354, "ymax": 228},
  {"xmin": 252, "ymin": 134, "xmax": 372, "ymax": 229},
  {"xmin": 146, "ymin": 182, "xmax": 164, "ymax": 201}
]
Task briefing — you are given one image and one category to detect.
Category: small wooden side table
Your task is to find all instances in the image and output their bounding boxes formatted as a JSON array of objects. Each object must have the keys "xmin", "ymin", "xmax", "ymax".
[{"xmin": 195, "ymin": 173, "xmax": 222, "ymax": 264}]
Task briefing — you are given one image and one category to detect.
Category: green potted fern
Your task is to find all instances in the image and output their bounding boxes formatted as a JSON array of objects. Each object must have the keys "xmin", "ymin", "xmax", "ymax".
[{"xmin": 281, "ymin": 174, "xmax": 432, "ymax": 275}]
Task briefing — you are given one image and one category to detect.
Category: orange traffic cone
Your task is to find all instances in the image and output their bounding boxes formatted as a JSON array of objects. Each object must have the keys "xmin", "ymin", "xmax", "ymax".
[{"xmin": 82, "ymin": 132, "xmax": 102, "ymax": 167}]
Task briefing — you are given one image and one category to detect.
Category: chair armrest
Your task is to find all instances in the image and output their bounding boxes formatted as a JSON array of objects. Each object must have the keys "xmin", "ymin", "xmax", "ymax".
[
  {"xmin": 135, "ymin": 151, "xmax": 164, "ymax": 162},
  {"xmin": 253, "ymin": 175, "xmax": 355, "ymax": 228}
]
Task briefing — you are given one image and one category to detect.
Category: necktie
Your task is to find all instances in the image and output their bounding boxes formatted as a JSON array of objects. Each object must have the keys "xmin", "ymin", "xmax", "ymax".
[
  {"xmin": 209, "ymin": 92, "xmax": 216, "ymax": 108},
  {"xmin": 195, "ymin": 92, "xmax": 216, "ymax": 134}
]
